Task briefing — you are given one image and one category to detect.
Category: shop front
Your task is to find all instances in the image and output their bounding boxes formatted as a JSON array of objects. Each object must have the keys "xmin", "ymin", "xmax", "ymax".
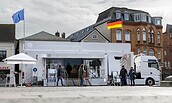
[
  {"xmin": 0, "ymin": 65, "xmax": 14, "ymax": 87},
  {"xmin": 43, "ymin": 52, "xmax": 107, "ymax": 86},
  {"xmin": 21, "ymin": 41, "xmax": 130, "ymax": 86}
]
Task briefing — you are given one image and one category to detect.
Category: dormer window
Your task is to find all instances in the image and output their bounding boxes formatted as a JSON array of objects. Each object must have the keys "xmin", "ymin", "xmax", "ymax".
[
  {"xmin": 141, "ymin": 14, "xmax": 146, "ymax": 22},
  {"xmin": 115, "ymin": 10, "xmax": 121, "ymax": 19},
  {"xmin": 134, "ymin": 14, "xmax": 140, "ymax": 22},
  {"xmin": 154, "ymin": 17, "xmax": 162, "ymax": 25},
  {"xmin": 124, "ymin": 11, "xmax": 129, "ymax": 20}
]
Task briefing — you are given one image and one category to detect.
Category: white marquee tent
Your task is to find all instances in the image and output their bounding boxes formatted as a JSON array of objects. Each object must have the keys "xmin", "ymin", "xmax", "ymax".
[{"xmin": 3, "ymin": 53, "xmax": 37, "ymax": 86}]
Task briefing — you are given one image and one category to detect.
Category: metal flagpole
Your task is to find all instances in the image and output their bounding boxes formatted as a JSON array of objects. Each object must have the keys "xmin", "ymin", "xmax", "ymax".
[
  {"xmin": 23, "ymin": 8, "xmax": 26, "ymax": 53},
  {"xmin": 21, "ymin": 8, "xmax": 25, "ymax": 86}
]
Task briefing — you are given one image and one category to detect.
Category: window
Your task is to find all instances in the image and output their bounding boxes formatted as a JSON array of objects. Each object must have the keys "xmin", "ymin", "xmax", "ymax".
[
  {"xmin": 116, "ymin": 10, "xmax": 121, "ymax": 19},
  {"xmin": 148, "ymin": 16, "xmax": 151, "ymax": 23},
  {"xmin": 168, "ymin": 61, "xmax": 170, "ymax": 68},
  {"xmin": 138, "ymin": 48, "xmax": 140, "ymax": 54},
  {"xmin": 125, "ymin": 30, "xmax": 130, "ymax": 41},
  {"xmin": 137, "ymin": 29, "xmax": 140, "ymax": 41},
  {"xmin": 164, "ymin": 51, "xmax": 167, "ymax": 56},
  {"xmin": 158, "ymin": 51, "xmax": 161, "ymax": 59},
  {"xmin": 155, "ymin": 18, "xmax": 161, "ymax": 25},
  {"xmin": 0, "ymin": 50, "xmax": 7, "ymax": 62},
  {"xmin": 76, "ymin": 33, "xmax": 79, "ymax": 36},
  {"xmin": 81, "ymin": 30, "xmax": 84, "ymax": 33},
  {"xmin": 143, "ymin": 31, "xmax": 146, "ymax": 41},
  {"xmin": 134, "ymin": 14, "xmax": 140, "ymax": 22},
  {"xmin": 141, "ymin": 14, "xmax": 146, "ymax": 22},
  {"xmin": 124, "ymin": 13, "xmax": 129, "ymax": 20},
  {"xmin": 151, "ymin": 30, "xmax": 154, "ymax": 43},
  {"xmin": 86, "ymin": 28, "xmax": 90, "ymax": 31},
  {"xmin": 157, "ymin": 32, "xmax": 161, "ymax": 44},
  {"xmin": 165, "ymin": 61, "xmax": 167, "ymax": 68},
  {"xmin": 149, "ymin": 49, "xmax": 154, "ymax": 56},
  {"xmin": 170, "ymin": 33, "xmax": 172, "ymax": 38},
  {"xmin": 151, "ymin": 34, "xmax": 154, "ymax": 43},
  {"xmin": 143, "ymin": 48, "xmax": 147, "ymax": 55},
  {"xmin": 92, "ymin": 34, "xmax": 98, "ymax": 39},
  {"xmin": 148, "ymin": 32, "xmax": 151, "ymax": 43},
  {"xmin": 116, "ymin": 29, "xmax": 122, "ymax": 41},
  {"xmin": 148, "ymin": 59, "xmax": 159, "ymax": 70}
]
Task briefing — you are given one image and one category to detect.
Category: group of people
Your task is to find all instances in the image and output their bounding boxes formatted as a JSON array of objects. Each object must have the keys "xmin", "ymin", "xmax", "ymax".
[
  {"xmin": 119, "ymin": 65, "xmax": 136, "ymax": 86},
  {"xmin": 56, "ymin": 63, "xmax": 136, "ymax": 86},
  {"xmin": 56, "ymin": 63, "xmax": 89, "ymax": 86},
  {"xmin": 56, "ymin": 63, "xmax": 74, "ymax": 86}
]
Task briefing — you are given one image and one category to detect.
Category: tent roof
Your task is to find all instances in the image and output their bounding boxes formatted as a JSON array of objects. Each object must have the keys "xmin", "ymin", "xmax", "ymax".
[{"xmin": 3, "ymin": 53, "xmax": 37, "ymax": 64}]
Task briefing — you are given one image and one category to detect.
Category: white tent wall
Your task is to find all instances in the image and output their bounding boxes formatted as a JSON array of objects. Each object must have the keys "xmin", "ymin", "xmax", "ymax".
[{"xmin": 19, "ymin": 41, "xmax": 131, "ymax": 86}]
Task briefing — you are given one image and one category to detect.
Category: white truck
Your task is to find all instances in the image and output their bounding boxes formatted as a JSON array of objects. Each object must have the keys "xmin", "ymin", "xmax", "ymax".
[{"xmin": 120, "ymin": 53, "xmax": 160, "ymax": 86}]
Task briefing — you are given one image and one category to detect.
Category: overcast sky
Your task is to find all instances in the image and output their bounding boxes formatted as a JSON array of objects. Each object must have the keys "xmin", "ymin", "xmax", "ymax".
[{"xmin": 0, "ymin": 0, "xmax": 172, "ymax": 39}]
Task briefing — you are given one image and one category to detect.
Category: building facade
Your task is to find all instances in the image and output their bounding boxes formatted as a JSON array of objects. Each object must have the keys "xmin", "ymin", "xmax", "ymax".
[
  {"xmin": 0, "ymin": 24, "xmax": 16, "ymax": 86},
  {"xmin": 67, "ymin": 7, "xmax": 164, "ymax": 79},
  {"xmin": 162, "ymin": 24, "xmax": 172, "ymax": 79},
  {"xmin": 96, "ymin": 7, "xmax": 163, "ymax": 64}
]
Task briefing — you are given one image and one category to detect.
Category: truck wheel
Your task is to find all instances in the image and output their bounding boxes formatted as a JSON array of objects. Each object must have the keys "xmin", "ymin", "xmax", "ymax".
[{"xmin": 146, "ymin": 78, "xmax": 155, "ymax": 86}]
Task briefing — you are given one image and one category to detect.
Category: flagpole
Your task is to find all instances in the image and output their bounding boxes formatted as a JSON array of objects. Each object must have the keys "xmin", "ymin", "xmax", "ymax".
[
  {"xmin": 23, "ymin": 8, "xmax": 26, "ymax": 53},
  {"xmin": 21, "ymin": 8, "xmax": 25, "ymax": 86}
]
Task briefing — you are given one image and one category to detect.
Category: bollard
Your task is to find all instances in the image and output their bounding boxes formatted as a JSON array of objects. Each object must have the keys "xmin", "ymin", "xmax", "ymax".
[{"xmin": 28, "ymin": 80, "xmax": 31, "ymax": 87}]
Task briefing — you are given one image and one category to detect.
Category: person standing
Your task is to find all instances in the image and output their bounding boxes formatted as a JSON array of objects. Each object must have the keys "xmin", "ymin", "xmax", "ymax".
[
  {"xmin": 129, "ymin": 67, "xmax": 136, "ymax": 86},
  {"xmin": 78, "ymin": 64, "xmax": 84, "ymax": 86},
  {"xmin": 57, "ymin": 65, "xmax": 63, "ymax": 86},
  {"xmin": 119, "ymin": 65, "xmax": 128, "ymax": 86},
  {"xmin": 66, "ymin": 63, "xmax": 72, "ymax": 78}
]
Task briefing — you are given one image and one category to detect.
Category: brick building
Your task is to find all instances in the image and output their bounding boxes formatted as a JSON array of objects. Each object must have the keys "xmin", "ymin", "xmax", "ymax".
[
  {"xmin": 96, "ymin": 7, "xmax": 163, "ymax": 63},
  {"xmin": 162, "ymin": 24, "xmax": 172, "ymax": 79}
]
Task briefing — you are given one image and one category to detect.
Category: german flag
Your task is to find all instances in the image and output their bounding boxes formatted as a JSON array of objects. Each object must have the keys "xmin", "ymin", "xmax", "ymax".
[{"xmin": 107, "ymin": 19, "xmax": 122, "ymax": 29}]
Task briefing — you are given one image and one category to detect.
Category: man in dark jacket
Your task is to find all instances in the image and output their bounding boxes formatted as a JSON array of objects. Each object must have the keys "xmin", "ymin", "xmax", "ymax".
[
  {"xmin": 57, "ymin": 65, "xmax": 63, "ymax": 86},
  {"xmin": 129, "ymin": 67, "xmax": 136, "ymax": 86},
  {"xmin": 119, "ymin": 65, "xmax": 128, "ymax": 86}
]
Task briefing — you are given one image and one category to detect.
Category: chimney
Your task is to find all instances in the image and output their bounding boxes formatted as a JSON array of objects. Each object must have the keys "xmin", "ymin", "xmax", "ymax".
[
  {"xmin": 61, "ymin": 32, "xmax": 65, "ymax": 38},
  {"xmin": 55, "ymin": 31, "xmax": 60, "ymax": 37}
]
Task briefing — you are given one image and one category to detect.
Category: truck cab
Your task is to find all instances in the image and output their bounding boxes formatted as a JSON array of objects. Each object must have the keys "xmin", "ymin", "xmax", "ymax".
[{"xmin": 134, "ymin": 54, "xmax": 160, "ymax": 86}]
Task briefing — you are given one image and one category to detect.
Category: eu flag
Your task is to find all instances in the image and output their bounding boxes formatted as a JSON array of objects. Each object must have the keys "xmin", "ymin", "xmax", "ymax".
[{"xmin": 12, "ymin": 9, "xmax": 24, "ymax": 23}]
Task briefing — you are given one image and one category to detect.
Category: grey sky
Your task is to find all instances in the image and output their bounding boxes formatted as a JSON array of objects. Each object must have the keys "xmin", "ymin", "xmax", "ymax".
[{"xmin": 0, "ymin": 0, "xmax": 172, "ymax": 39}]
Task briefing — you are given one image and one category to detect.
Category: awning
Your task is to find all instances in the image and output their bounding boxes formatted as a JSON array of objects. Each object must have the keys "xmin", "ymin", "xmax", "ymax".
[
  {"xmin": 42, "ymin": 52, "xmax": 105, "ymax": 59},
  {"xmin": 0, "ymin": 66, "xmax": 10, "ymax": 70}
]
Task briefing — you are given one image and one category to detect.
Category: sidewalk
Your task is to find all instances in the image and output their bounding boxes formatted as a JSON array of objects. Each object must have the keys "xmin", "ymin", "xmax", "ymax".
[{"xmin": 0, "ymin": 86, "xmax": 172, "ymax": 103}]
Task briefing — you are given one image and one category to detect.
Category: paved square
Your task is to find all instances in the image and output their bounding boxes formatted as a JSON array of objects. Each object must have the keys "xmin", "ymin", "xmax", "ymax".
[{"xmin": 0, "ymin": 86, "xmax": 172, "ymax": 103}]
